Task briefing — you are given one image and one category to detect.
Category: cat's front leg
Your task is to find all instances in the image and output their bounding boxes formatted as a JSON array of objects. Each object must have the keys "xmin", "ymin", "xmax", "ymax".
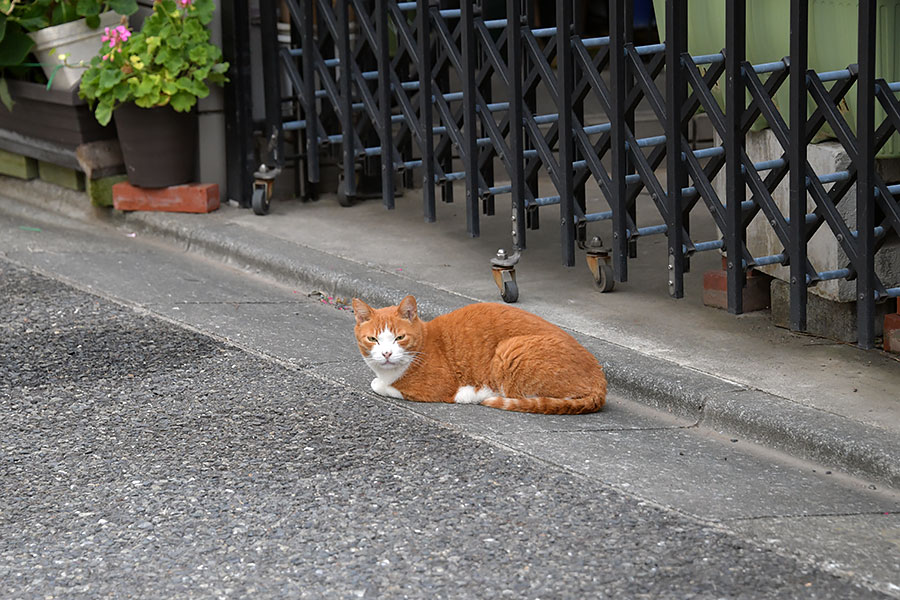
[{"xmin": 371, "ymin": 377, "xmax": 405, "ymax": 400}]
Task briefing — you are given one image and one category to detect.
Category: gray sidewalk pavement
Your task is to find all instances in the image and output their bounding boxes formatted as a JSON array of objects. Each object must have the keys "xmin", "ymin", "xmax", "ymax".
[{"xmin": 1, "ymin": 175, "xmax": 898, "ymax": 492}]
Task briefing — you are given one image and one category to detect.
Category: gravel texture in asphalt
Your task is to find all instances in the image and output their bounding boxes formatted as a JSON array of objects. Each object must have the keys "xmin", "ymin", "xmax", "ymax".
[{"xmin": 0, "ymin": 262, "xmax": 884, "ymax": 599}]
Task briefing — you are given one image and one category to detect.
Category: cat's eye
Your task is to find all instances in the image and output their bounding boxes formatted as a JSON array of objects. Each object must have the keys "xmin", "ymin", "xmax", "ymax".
[
  {"xmin": 366, "ymin": 336, "xmax": 377, "ymax": 342},
  {"xmin": 395, "ymin": 335, "xmax": 406, "ymax": 341}
]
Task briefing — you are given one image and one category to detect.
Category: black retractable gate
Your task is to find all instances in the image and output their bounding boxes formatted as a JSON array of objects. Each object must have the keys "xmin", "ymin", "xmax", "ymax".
[{"xmin": 230, "ymin": 0, "xmax": 900, "ymax": 349}]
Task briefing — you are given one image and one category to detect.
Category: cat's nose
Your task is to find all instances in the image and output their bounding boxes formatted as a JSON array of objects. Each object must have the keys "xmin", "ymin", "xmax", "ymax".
[{"xmin": 382, "ymin": 351, "xmax": 392, "ymax": 359}]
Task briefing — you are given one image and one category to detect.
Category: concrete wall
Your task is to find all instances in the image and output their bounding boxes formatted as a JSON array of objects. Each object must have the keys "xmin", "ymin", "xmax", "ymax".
[{"xmin": 196, "ymin": 0, "xmax": 227, "ymax": 192}]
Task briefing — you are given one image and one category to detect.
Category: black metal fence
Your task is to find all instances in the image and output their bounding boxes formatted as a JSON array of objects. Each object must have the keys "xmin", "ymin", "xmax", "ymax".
[{"xmin": 225, "ymin": 0, "xmax": 900, "ymax": 349}]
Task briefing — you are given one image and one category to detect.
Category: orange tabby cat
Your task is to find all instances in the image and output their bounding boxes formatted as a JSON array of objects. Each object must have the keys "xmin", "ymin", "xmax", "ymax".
[{"xmin": 352, "ymin": 295, "xmax": 606, "ymax": 414}]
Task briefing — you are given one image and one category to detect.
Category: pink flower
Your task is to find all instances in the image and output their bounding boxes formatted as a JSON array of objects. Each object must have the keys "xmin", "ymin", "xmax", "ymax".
[
  {"xmin": 179, "ymin": 0, "xmax": 192, "ymax": 6},
  {"xmin": 100, "ymin": 25, "xmax": 132, "ymax": 60}
]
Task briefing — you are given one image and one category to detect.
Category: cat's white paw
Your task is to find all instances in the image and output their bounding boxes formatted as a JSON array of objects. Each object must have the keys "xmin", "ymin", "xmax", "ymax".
[
  {"xmin": 371, "ymin": 377, "xmax": 404, "ymax": 400},
  {"xmin": 453, "ymin": 385, "xmax": 496, "ymax": 404}
]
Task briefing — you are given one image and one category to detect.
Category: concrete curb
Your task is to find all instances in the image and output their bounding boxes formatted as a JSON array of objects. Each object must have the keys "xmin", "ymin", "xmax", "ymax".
[{"xmin": 2, "ymin": 179, "xmax": 897, "ymax": 490}]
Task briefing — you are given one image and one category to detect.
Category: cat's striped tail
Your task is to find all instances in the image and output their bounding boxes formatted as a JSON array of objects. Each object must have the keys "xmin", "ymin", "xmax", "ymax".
[{"xmin": 481, "ymin": 389, "xmax": 606, "ymax": 415}]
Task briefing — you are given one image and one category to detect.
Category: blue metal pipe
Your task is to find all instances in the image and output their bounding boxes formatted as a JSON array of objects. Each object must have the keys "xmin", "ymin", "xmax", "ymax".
[
  {"xmin": 581, "ymin": 36, "xmax": 610, "ymax": 48},
  {"xmin": 583, "ymin": 122, "xmax": 612, "ymax": 135},
  {"xmin": 816, "ymin": 69, "xmax": 852, "ymax": 82},
  {"xmin": 752, "ymin": 61, "xmax": 787, "ymax": 74},
  {"xmin": 816, "ymin": 170, "xmax": 850, "ymax": 184},
  {"xmin": 530, "ymin": 27, "xmax": 557, "ymax": 37},
  {"xmin": 753, "ymin": 253, "xmax": 785, "ymax": 267},
  {"xmin": 635, "ymin": 43, "xmax": 666, "ymax": 56},
  {"xmin": 629, "ymin": 224, "xmax": 668, "ymax": 238},
  {"xmin": 578, "ymin": 211, "xmax": 612, "ymax": 223},
  {"xmin": 692, "ymin": 53, "xmax": 724, "ymax": 65},
  {"xmin": 817, "ymin": 268, "xmax": 851, "ymax": 281}
]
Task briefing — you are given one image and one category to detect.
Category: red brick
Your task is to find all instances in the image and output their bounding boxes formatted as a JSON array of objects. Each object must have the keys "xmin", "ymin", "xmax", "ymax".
[
  {"xmin": 113, "ymin": 182, "xmax": 219, "ymax": 213},
  {"xmin": 884, "ymin": 312, "xmax": 900, "ymax": 353},
  {"xmin": 702, "ymin": 268, "xmax": 771, "ymax": 312}
]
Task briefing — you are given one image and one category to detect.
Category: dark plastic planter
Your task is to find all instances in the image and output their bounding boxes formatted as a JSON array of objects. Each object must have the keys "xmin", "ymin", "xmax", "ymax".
[{"xmin": 113, "ymin": 103, "xmax": 197, "ymax": 188}]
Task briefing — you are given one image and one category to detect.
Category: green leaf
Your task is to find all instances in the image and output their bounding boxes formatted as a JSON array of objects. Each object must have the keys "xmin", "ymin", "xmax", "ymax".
[
  {"xmin": 107, "ymin": 0, "xmax": 139, "ymax": 16},
  {"xmin": 0, "ymin": 13, "xmax": 7, "ymax": 42},
  {"xmin": 95, "ymin": 102, "xmax": 113, "ymax": 126},
  {"xmin": 0, "ymin": 77, "xmax": 13, "ymax": 112},
  {"xmin": 169, "ymin": 90, "xmax": 194, "ymax": 112},
  {"xmin": 85, "ymin": 14, "xmax": 100, "ymax": 29},
  {"xmin": 76, "ymin": 0, "xmax": 100, "ymax": 18},
  {"xmin": 99, "ymin": 67, "xmax": 124, "ymax": 91},
  {"xmin": 0, "ymin": 26, "xmax": 34, "ymax": 66},
  {"xmin": 168, "ymin": 35, "xmax": 183, "ymax": 50},
  {"xmin": 188, "ymin": 44, "xmax": 208, "ymax": 64},
  {"xmin": 146, "ymin": 36, "xmax": 161, "ymax": 54},
  {"xmin": 163, "ymin": 55, "xmax": 184, "ymax": 74}
]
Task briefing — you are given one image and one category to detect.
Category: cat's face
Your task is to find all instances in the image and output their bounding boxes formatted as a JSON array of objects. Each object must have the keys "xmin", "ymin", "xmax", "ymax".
[{"xmin": 352, "ymin": 296, "xmax": 423, "ymax": 374}]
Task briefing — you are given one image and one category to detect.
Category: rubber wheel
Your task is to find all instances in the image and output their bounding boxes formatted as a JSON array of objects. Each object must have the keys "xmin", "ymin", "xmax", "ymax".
[
  {"xmin": 252, "ymin": 186, "xmax": 270, "ymax": 215},
  {"xmin": 592, "ymin": 263, "xmax": 615, "ymax": 293},
  {"xmin": 336, "ymin": 178, "xmax": 355, "ymax": 207},
  {"xmin": 500, "ymin": 280, "xmax": 519, "ymax": 303}
]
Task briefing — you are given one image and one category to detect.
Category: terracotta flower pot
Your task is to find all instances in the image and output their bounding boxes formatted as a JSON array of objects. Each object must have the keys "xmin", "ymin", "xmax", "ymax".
[{"xmin": 113, "ymin": 103, "xmax": 197, "ymax": 188}]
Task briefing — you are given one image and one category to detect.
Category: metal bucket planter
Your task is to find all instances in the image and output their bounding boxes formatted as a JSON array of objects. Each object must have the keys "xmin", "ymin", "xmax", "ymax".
[
  {"xmin": 27, "ymin": 11, "xmax": 121, "ymax": 91},
  {"xmin": 113, "ymin": 103, "xmax": 197, "ymax": 188}
]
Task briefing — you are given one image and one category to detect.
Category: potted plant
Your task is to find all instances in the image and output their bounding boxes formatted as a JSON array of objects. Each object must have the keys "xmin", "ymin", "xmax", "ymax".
[
  {"xmin": 0, "ymin": 0, "xmax": 138, "ymax": 97},
  {"xmin": 0, "ymin": 0, "xmax": 139, "ymax": 157},
  {"xmin": 79, "ymin": 0, "xmax": 228, "ymax": 187}
]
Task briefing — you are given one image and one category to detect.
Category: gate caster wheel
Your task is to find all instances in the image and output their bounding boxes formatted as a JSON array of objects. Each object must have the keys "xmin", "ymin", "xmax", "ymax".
[
  {"xmin": 592, "ymin": 263, "xmax": 615, "ymax": 292},
  {"xmin": 251, "ymin": 185, "xmax": 270, "ymax": 215},
  {"xmin": 500, "ymin": 279, "xmax": 519, "ymax": 303},
  {"xmin": 336, "ymin": 177, "xmax": 356, "ymax": 207},
  {"xmin": 585, "ymin": 244, "xmax": 615, "ymax": 293},
  {"xmin": 491, "ymin": 248, "xmax": 522, "ymax": 304}
]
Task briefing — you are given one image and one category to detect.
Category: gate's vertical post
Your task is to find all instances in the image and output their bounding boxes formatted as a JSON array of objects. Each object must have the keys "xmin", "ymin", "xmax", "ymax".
[
  {"xmin": 557, "ymin": 0, "xmax": 575, "ymax": 266},
  {"xmin": 623, "ymin": 0, "xmax": 637, "ymax": 260},
  {"xmin": 857, "ymin": 0, "xmax": 876, "ymax": 348},
  {"xmin": 418, "ymin": 0, "xmax": 436, "ymax": 222},
  {"xmin": 507, "ymin": 0, "xmax": 527, "ymax": 250},
  {"xmin": 301, "ymin": 0, "xmax": 320, "ymax": 184},
  {"xmin": 221, "ymin": 0, "xmax": 255, "ymax": 205},
  {"xmin": 376, "ymin": 0, "xmax": 395, "ymax": 209},
  {"xmin": 461, "ymin": 0, "xmax": 480, "ymax": 236},
  {"xmin": 338, "ymin": 0, "xmax": 358, "ymax": 199},
  {"xmin": 664, "ymin": 0, "xmax": 687, "ymax": 298},
  {"xmin": 258, "ymin": 0, "xmax": 284, "ymax": 170},
  {"xmin": 789, "ymin": 0, "xmax": 809, "ymax": 331},
  {"xmin": 724, "ymin": 0, "xmax": 746, "ymax": 314},
  {"xmin": 437, "ymin": 0, "xmax": 454, "ymax": 205},
  {"xmin": 609, "ymin": 0, "xmax": 628, "ymax": 281}
]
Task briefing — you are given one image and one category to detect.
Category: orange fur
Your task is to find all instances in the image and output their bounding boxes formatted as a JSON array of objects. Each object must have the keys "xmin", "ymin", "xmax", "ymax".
[{"xmin": 352, "ymin": 296, "xmax": 606, "ymax": 415}]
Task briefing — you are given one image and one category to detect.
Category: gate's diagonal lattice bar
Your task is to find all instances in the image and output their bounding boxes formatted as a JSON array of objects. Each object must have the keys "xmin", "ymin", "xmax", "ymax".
[{"xmin": 250, "ymin": 0, "xmax": 900, "ymax": 348}]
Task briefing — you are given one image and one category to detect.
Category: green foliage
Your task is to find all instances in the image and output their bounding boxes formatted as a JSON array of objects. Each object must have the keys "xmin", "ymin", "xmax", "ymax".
[{"xmin": 78, "ymin": 0, "xmax": 228, "ymax": 125}]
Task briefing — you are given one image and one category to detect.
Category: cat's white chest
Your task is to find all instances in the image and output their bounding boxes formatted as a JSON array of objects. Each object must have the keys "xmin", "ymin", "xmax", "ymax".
[
  {"xmin": 367, "ymin": 361, "xmax": 409, "ymax": 400},
  {"xmin": 370, "ymin": 376, "xmax": 405, "ymax": 400}
]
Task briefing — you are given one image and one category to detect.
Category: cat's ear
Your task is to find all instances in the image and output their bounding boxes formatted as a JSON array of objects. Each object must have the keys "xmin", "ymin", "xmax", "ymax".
[
  {"xmin": 352, "ymin": 298, "xmax": 374, "ymax": 325},
  {"xmin": 398, "ymin": 295, "xmax": 418, "ymax": 322}
]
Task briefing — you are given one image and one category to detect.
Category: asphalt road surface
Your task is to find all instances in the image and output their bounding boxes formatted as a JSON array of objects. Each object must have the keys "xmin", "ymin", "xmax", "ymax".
[{"xmin": 0, "ymin": 259, "xmax": 889, "ymax": 599}]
